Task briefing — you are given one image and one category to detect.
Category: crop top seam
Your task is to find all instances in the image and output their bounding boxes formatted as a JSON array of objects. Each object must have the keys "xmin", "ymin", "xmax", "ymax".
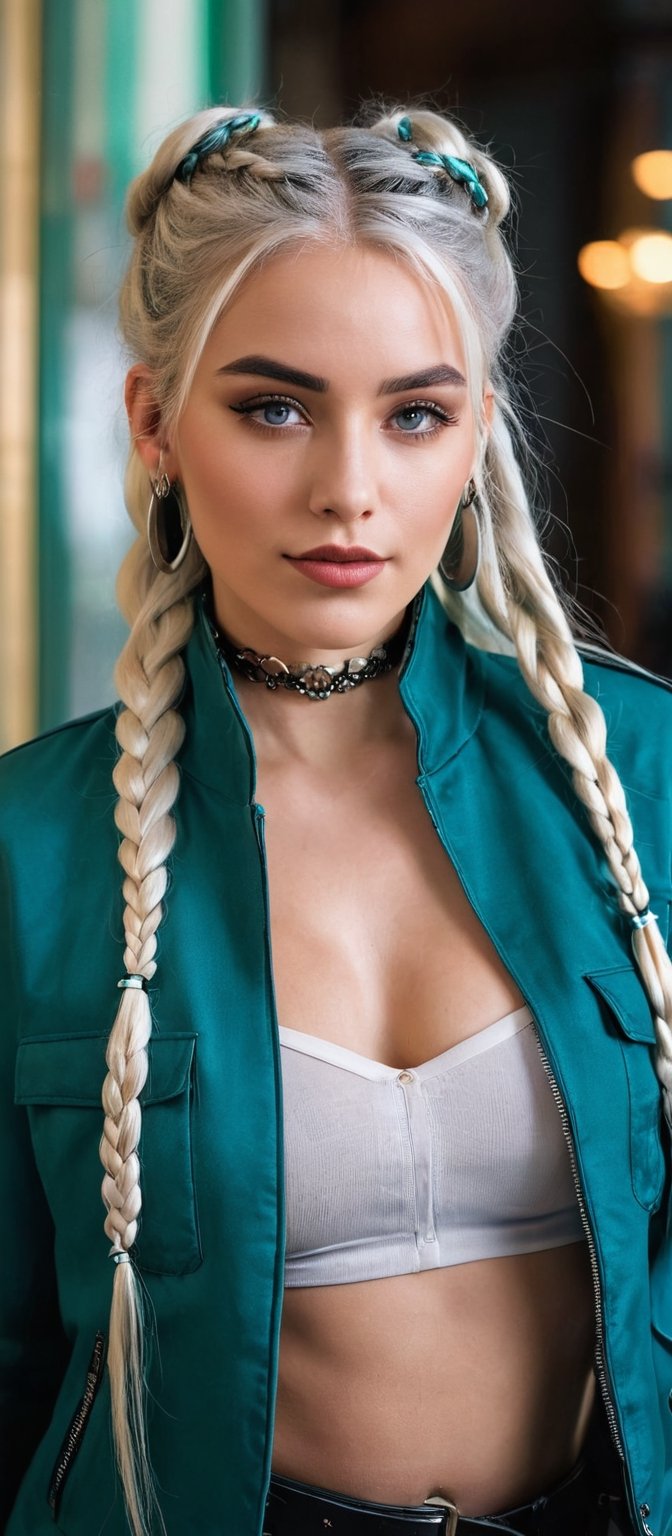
[{"xmin": 277, "ymin": 1003, "xmax": 534, "ymax": 1081}]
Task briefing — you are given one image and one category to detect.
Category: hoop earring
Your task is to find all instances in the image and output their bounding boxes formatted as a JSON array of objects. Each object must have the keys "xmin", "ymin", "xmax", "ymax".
[
  {"xmin": 147, "ymin": 473, "xmax": 192, "ymax": 574},
  {"xmin": 439, "ymin": 478, "xmax": 480, "ymax": 591}
]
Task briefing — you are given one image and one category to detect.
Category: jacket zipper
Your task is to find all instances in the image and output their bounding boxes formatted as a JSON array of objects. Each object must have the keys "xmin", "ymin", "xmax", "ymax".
[
  {"xmin": 253, "ymin": 801, "xmax": 291, "ymax": 1536},
  {"xmin": 531, "ymin": 1030, "xmax": 624, "ymax": 1456},
  {"xmin": 47, "ymin": 1331, "xmax": 106, "ymax": 1519}
]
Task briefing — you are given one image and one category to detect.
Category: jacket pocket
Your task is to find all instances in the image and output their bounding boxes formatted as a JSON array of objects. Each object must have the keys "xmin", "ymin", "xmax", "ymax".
[
  {"xmin": 14, "ymin": 1031, "xmax": 202, "ymax": 1275},
  {"xmin": 584, "ymin": 963, "xmax": 667, "ymax": 1213}
]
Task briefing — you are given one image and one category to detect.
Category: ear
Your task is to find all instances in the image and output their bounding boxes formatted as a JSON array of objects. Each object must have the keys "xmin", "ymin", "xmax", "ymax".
[
  {"xmin": 124, "ymin": 365, "xmax": 179, "ymax": 480},
  {"xmin": 468, "ymin": 386, "xmax": 495, "ymax": 483},
  {"xmin": 481, "ymin": 385, "xmax": 495, "ymax": 436}
]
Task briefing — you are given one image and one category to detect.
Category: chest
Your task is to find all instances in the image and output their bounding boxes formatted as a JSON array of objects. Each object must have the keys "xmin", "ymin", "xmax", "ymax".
[{"xmin": 255, "ymin": 742, "xmax": 526, "ymax": 1070}]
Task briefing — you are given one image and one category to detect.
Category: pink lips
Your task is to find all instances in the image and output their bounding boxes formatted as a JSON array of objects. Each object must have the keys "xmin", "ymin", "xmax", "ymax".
[
  {"xmin": 285, "ymin": 556, "xmax": 387, "ymax": 589},
  {"xmin": 283, "ymin": 542, "xmax": 388, "ymax": 589}
]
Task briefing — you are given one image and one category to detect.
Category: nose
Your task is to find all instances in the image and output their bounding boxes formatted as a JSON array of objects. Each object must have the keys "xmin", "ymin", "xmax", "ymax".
[{"xmin": 306, "ymin": 421, "xmax": 379, "ymax": 523}]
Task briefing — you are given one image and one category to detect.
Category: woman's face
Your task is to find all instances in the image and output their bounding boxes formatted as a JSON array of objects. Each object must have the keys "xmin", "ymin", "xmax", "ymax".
[{"xmin": 139, "ymin": 243, "xmax": 492, "ymax": 663}]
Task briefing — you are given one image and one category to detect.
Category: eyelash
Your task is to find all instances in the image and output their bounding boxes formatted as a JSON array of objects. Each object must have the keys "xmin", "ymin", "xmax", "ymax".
[{"xmin": 230, "ymin": 393, "xmax": 459, "ymax": 440}]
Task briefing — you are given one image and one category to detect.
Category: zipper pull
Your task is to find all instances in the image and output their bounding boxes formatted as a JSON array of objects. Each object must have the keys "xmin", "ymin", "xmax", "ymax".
[{"xmin": 253, "ymin": 803, "xmax": 266, "ymax": 852}]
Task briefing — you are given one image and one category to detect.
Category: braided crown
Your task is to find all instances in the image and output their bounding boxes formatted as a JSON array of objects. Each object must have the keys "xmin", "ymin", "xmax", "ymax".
[
  {"xmin": 169, "ymin": 108, "xmax": 488, "ymax": 219},
  {"xmin": 396, "ymin": 115, "xmax": 488, "ymax": 213}
]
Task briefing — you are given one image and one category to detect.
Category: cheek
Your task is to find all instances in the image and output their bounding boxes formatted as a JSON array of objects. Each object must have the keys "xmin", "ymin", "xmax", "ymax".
[
  {"xmin": 396, "ymin": 440, "xmax": 471, "ymax": 524},
  {"xmin": 178, "ymin": 417, "xmax": 265, "ymax": 528},
  {"xmin": 394, "ymin": 421, "xmax": 474, "ymax": 485}
]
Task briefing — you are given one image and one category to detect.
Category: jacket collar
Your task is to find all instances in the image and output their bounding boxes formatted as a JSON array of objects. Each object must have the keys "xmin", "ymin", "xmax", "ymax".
[{"xmin": 177, "ymin": 576, "xmax": 485, "ymax": 800}]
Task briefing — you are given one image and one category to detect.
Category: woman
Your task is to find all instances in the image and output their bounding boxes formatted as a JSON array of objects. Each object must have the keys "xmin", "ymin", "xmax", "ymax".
[{"xmin": 1, "ymin": 100, "xmax": 671, "ymax": 1536}]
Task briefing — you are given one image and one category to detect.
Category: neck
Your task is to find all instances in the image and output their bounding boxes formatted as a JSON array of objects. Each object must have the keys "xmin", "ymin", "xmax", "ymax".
[{"xmin": 231, "ymin": 663, "xmax": 416, "ymax": 774}]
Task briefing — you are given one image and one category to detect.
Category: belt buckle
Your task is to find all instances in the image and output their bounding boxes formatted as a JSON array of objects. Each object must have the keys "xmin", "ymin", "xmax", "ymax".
[{"xmin": 424, "ymin": 1494, "xmax": 459, "ymax": 1535}]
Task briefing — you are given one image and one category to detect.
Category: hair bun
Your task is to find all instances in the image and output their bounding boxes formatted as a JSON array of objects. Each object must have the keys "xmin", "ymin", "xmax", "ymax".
[
  {"xmin": 369, "ymin": 105, "xmax": 512, "ymax": 230},
  {"xmin": 125, "ymin": 106, "xmax": 273, "ymax": 236}
]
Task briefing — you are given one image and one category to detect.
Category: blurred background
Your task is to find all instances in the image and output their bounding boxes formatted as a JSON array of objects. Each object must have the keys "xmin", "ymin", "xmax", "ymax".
[{"xmin": 1, "ymin": 0, "xmax": 671, "ymax": 751}]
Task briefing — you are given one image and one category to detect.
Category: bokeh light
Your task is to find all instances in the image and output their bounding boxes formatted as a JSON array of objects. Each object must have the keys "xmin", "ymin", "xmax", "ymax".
[
  {"xmin": 577, "ymin": 240, "xmax": 630, "ymax": 290},
  {"xmin": 629, "ymin": 231, "xmax": 672, "ymax": 284},
  {"xmin": 631, "ymin": 149, "xmax": 672, "ymax": 199}
]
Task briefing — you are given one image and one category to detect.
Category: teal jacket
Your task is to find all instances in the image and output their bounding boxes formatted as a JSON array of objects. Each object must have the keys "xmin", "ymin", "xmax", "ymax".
[{"xmin": 1, "ymin": 577, "xmax": 671, "ymax": 1536}]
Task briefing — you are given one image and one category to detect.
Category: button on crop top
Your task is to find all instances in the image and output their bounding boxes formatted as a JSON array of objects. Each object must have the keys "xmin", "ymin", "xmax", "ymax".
[{"xmin": 279, "ymin": 1004, "xmax": 585, "ymax": 1286}]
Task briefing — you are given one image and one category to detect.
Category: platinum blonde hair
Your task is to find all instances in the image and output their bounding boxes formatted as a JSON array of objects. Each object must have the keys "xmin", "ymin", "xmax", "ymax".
[{"xmin": 104, "ymin": 97, "xmax": 672, "ymax": 1535}]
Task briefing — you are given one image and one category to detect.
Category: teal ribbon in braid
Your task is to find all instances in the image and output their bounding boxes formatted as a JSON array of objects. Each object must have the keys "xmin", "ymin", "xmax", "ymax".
[
  {"xmin": 396, "ymin": 115, "xmax": 488, "ymax": 212},
  {"xmin": 174, "ymin": 111, "xmax": 262, "ymax": 186}
]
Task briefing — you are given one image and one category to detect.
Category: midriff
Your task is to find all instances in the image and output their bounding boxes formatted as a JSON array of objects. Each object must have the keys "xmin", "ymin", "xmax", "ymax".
[{"xmin": 272, "ymin": 1252, "xmax": 597, "ymax": 1515}]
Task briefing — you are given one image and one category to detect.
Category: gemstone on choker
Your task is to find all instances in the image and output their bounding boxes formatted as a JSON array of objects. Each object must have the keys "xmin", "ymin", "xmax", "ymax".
[{"xmin": 201, "ymin": 588, "xmax": 416, "ymax": 701}]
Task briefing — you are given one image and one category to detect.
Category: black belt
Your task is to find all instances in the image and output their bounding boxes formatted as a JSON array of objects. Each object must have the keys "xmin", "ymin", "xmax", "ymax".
[{"xmin": 263, "ymin": 1448, "xmax": 607, "ymax": 1536}]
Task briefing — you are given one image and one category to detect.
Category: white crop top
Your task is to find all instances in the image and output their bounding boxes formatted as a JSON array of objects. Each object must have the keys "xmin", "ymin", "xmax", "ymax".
[{"xmin": 279, "ymin": 1004, "xmax": 586, "ymax": 1286}]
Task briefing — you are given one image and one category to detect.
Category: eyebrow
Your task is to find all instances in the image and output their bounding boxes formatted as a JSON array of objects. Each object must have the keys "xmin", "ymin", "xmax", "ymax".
[{"xmin": 214, "ymin": 354, "xmax": 467, "ymax": 394}]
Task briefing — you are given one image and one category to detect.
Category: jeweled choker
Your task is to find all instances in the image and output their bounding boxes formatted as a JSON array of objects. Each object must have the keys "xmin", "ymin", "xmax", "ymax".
[{"xmin": 201, "ymin": 585, "xmax": 420, "ymax": 702}]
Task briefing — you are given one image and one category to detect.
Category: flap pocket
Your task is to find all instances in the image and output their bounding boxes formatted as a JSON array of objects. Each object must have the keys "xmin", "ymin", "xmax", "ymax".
[
  {"xmin": 14, "ymin": 1032, "xmax": 202, "ymax": 1276},
  {"xmin": 15, "ymin": 1032, "xmax": 195, "ymax": 1106},
  {"xmin": 584, "ymin": 964, "xmax": 656, "ymax": 1043},
  {"xmin": 584, "ymin": 964, "xmax": 665, "ymax": 1211}
]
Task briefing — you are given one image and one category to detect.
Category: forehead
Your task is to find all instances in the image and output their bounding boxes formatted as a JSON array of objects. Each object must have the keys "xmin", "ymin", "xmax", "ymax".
[{"xmin": 201, "ymin": 242, "xmax": 467, "ymax": 378}]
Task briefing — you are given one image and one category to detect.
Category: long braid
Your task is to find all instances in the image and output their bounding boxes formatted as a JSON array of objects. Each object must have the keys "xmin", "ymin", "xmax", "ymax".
[
  {"xmin": 471, "ymin": 407, "xmax": 672, "ymax": 1131},
  {"xmin": 510, "ymin": 594, "xmax": 672, "ymax": 1130},
  {"xmin": 99, "ymin": 522, "xmax": 205, "ymax": 1536}
]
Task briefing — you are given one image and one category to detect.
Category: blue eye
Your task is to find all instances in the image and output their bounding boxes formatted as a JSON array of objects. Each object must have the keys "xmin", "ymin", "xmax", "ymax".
[
  {"xmin": 230, "ymin": 395, "xmax": 306, "ymax": 430},
  {"xmin": 252, "ymin": 401, "xmax": 298, "ymax": 427},
  {"xmin": 394, "ymin": 404, "xmax": 448, "ymax": 434}
]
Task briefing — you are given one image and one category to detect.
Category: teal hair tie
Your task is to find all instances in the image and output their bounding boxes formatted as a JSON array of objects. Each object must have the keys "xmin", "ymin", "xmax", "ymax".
[
  {"xmin": 412, "ymin": 149, "xmax": 488, "ymax": 212},
  {"xmin": 629, "ymin": 910, "xmax": 659, "ymax": 931},
  {"xmin": 174, "ymin": 111, "xmax": 262, "ymax": 186},
  {"xmin": 396, "ymin": 120, "xmax": 487, "ymax": 213}
]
